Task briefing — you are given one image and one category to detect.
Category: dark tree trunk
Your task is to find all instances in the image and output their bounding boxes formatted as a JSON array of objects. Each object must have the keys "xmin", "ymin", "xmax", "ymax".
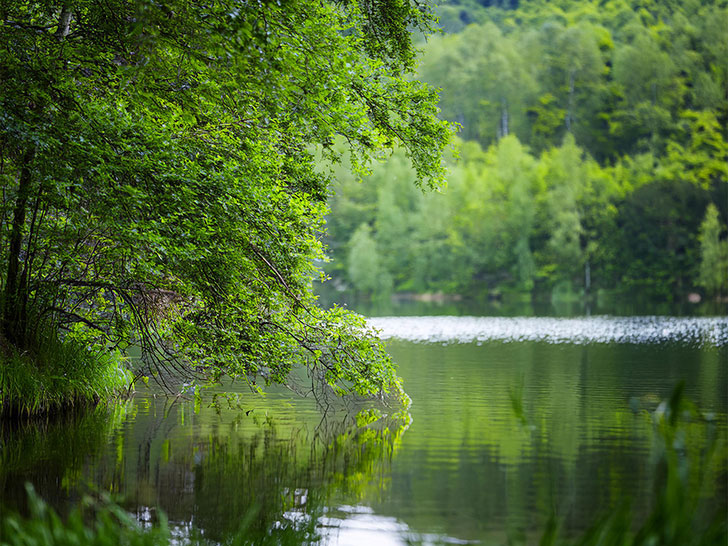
[{"xmin": 3, "ymin": 148, "xmax": 35, "ymax": 347}]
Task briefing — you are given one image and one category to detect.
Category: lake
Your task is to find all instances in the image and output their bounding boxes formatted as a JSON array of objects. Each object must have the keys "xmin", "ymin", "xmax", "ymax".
[{"xmin": 1, "ymin": 311, "xmax": 726, "ymax": 544}]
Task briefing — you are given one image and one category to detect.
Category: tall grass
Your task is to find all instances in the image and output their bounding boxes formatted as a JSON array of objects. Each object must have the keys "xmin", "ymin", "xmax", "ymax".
[
  {"xmin": 543, "ymin": 383, "xmax": 727, "ymax": 546},
  {"xmin": 0, "ymin": 329, "xmax": 132, "ymax": 418},
  {"xmin": 0, "ymin": 484, "xmax": 323, "ymax": 546},
  {"xmin": 0, "ymin": 484, "xmax": 169, "ymax": 546}
]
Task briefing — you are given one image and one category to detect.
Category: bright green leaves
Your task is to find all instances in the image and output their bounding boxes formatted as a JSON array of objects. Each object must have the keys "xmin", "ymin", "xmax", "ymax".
[
  {"xmin": 697, "ymin": 204, "xmax": 728, "ymax": 298},
  {"xmin": 347, "ymin": 223, "xmax": 388, "ymax": 296},
  {"xmin": 0, "ymin": 1, "xmax": 450, "ymax": 400},
  {"xmin": 342, "ymin": 0, "xmax": 438, "ymax": 72},
  {"xmin": 537, "ymin": 135, "xmax": 587, "ymax": 281},
  {"xmin": 662, "ymin": 111, "xmax": 728, "ymax": 190}
]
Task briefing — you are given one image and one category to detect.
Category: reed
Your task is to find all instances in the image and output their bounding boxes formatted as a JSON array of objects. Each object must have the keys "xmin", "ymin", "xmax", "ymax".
[
  {"xmin": 545, "ymin": 383, "xmax": 727, "ymax": 546},
  {"xmin": 0, "ymin": 484, "xmax": 169, "ymax": 546}
]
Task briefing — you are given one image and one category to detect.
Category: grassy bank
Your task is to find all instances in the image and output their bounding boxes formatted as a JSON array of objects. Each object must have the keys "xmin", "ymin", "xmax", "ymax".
[{"xmin": 0, "ymin": 333, "xmax": 132, "ymax": 418}]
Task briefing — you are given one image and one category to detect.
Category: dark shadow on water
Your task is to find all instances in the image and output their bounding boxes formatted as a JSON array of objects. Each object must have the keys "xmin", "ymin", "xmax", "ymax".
[{"xmin": 315, "ymin": 283, "xmax": 728, "ymax": 318}]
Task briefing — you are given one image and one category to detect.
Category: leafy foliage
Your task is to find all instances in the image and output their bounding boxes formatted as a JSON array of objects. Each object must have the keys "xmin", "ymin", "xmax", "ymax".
[
  {"xmin": 323, "ymin": 0, "xmax": 728, "ymax": 302},
  {"xmin": 697, "ymin": 204, "xmax": 728, "ymax": 297},
  {"xmin": 0, "ymin": 1, "xmax": 451, "ymax": 399}
]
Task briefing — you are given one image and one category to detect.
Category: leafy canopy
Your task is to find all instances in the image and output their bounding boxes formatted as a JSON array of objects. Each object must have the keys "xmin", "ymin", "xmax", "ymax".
[{"xmin": 0, "ymin": 0, "xmax": 452, "ymax": 398}]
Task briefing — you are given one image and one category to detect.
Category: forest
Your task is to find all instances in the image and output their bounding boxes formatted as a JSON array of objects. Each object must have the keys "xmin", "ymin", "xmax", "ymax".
[{"xmin": 323, "ymin": 0, "xmax": 728, "ymax": 303}]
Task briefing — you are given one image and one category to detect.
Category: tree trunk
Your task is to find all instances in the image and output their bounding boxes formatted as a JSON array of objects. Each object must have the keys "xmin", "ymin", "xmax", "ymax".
[
  {"xmin": 55, "ymin": 5, "xmax": 73, "ymax": 40},
  {"xmin": 566, "ymin": 69, "xmax": 575, "ymax": 133},
  {"xmin": 3, "ymin": 148, "xmax": 35, "ymax": 347},
  {"xmin": 501, "ymin": 97, "xmax": 509, "ymax": 138}
]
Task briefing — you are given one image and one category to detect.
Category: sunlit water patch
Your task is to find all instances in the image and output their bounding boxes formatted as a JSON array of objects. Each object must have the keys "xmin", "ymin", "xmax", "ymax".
[
  {"xmin": 368, "ymin": 315, "xmax": 728, "ymax": 346},
  {"xmin": 314, "ymin": 505, "xmax": 477, "ymax": 546}
]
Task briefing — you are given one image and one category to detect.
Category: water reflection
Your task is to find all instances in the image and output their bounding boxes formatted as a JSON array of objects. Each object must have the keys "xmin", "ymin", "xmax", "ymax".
[
  {"xmin": 0, "ymin": 403, "xmax": 131, "ymax": 514},
  {"xmin": 319, "ymin": 505, "xmax": 479, "ymax": 545},
  {"xmin": 1, "ymin": 316, "xmax": 726, "ymax": 545},
  {"xmin": 378, "ymin": 338, "xmax": 726, "ymax": 544},
  {"xmin": 1, "ymin": 390, "xmax": 414, "ymax": 544}
]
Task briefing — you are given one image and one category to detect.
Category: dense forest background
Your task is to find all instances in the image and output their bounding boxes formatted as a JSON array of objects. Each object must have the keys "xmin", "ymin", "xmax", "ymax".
[{"xmin": 321, "ymin": 0, "xmax": 728, "ymax": 304}]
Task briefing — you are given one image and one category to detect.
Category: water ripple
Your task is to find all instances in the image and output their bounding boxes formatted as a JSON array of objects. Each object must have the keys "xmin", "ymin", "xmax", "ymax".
[{"xmin": 368, "ymin": 315, "xmax": 728, "ymax": 346}]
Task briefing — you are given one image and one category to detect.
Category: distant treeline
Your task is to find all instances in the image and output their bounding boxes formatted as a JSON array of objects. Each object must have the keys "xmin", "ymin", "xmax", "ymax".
[{"xmin": 321, "ymin": 0, "xmax": 728, "ymax": 302}]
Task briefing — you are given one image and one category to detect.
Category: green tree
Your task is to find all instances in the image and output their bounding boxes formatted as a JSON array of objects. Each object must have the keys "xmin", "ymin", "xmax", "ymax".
[
  {"xmin": 522, "ymin": 21, "xmax": 612, "ymax": 153},
  {"xmin": 374, "ymin": 180, "xmax": 413, "ymax": 290},
  {"xmin": 418, "ymin": 23, "xmax": 537, "ymax": 147},
  {"xmin": 446, "ymin": 139, "xmax": 512, "ymax": 294},
  {"xmin": 347, "ymin": 223, "xmax": 390, "ymax": 297},
  {"xmin": 536, "ymin": 134, "xmax": 586, "ymax": 287},
  {"xmin": 615, "ymin": 179, "xmax": 709, "ymax": 298},
  {"xmin": 499, "ymin": 136, "xmax": 538, "ymax": 289},
  {"xmin": 697, "ymin": 204, "xmax": 728, "ymax": 298},
  {"xmin": 0, "ymin": 1, "xmax": 451, "ymax": 399},
  {"xmin": 610, "ymin": 22, "xmax": 682, "ymax": 155},
  {"xmin": 661, "ymin": 110, "xmax": 728, "ymax": 190}
]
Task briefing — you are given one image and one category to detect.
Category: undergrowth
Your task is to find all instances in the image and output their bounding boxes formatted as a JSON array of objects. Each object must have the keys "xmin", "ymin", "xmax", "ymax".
[{"xmin": 0, "ymin": 331, "xmax": 132, "ymax": 418}]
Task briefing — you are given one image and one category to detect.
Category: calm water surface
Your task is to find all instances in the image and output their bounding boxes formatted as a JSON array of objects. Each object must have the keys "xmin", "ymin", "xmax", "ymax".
[{"xmin": 1, "ymin": 314, "xmax": 726, "ymax": 545}]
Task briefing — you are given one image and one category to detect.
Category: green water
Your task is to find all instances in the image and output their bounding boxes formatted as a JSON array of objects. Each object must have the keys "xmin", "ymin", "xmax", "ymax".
[{"xmin": 1, "ymin": 315, "xmax": 726, "ymax": 544}]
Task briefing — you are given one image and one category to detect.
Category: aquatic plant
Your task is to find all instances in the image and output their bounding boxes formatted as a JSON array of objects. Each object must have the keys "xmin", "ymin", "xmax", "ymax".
[
  {"xmin": 542, "ymin": 383, "xmax": 727, "ymax": 546},
  {"xmin": 0, "ymin": 483, "xmax": 169, "ymax": 546}
]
